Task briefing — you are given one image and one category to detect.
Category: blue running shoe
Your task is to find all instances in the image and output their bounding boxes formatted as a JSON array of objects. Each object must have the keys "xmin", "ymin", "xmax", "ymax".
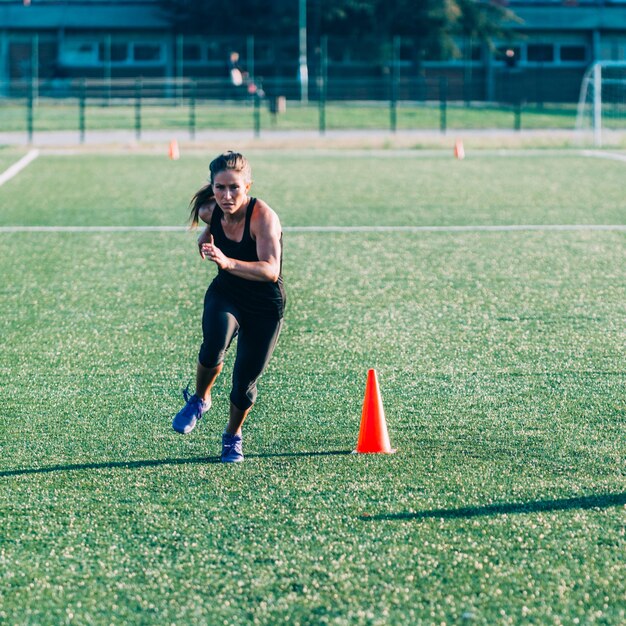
[
  {"xmin": 172, "ymin": 386, "xmax": 211, "ymax": 434},
  {"xmin": 221, "ymin": 433, "xmax": 244, "ymax": 463}
]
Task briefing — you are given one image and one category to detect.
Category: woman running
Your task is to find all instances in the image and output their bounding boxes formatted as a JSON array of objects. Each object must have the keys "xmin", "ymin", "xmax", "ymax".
[{"xmin": 172, "ymin": 151, "xmax": 286, "ymax": 463}]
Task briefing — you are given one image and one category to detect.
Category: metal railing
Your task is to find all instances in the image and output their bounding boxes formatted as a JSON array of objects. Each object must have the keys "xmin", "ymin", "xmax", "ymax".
[{"xmin": 0, "ymin": 76, "xmax": 594, "ymax": 144}]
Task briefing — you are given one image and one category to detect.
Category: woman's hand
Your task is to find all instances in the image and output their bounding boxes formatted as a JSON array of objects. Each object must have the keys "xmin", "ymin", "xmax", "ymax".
[{"xmin": 201, "ymin": 234, "xmax": 231, "ymax": 270}]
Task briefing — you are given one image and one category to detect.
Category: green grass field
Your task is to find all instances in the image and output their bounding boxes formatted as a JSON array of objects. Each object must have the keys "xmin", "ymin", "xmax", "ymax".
[{"xmin": 1, "ymin": 149, "xmax": 625, "ymax": 625}]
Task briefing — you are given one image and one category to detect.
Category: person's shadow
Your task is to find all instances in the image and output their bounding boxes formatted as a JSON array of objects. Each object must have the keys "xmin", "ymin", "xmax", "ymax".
[
  {"xmin": 360, "ymin": 492, "xmax": 626, "ymax": 521},
  {"xmin": 3, "ymin": 458, "xmax": 623, "ymax": 524},
  {"xmin": 0, "ymin": 450, "xmax": 352, "ymax": 478}
]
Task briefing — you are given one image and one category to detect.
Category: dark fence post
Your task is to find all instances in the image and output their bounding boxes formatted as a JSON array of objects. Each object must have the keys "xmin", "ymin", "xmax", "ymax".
[
  {"xmin": 318, "ymin": 35, "xmax": 327, "ymax": 136},
  {"xmin": 135, "ymin": 78, "xmax": 142, "ymax": 141},
  {"xmin": 27, "ymin": 80, "xmax": 34, "ymax": 144},
  {"xmin": 254, "ymin": 88, "xmax": 261, "ymax": 138},
  {"xmin": 79, "ymin": 79, "xmax": 86, "ymax": 144},
  {"xmin": 189, "ymin": 80, "xmax": 196, "ymax": 140},
  {"xmin": 389, "ymin": 36, "xmax": 400, "ymax": 133},
  {"xmin": 439, "ymin": 76, "xmax": 448, "ymax": 134},
  {"xmin": 514, "ymin": 100, "xmax": 522, "ymax": 131}
]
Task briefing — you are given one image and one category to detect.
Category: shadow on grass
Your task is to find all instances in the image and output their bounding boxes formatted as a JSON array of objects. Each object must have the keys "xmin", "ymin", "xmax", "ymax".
[
  {"xmin": 361, "ymin": 492, "xmax": 626, "ymax": 521},
  {"xmin": 0, "ymin": 450, "xmax": 352, "ymax": 478}
]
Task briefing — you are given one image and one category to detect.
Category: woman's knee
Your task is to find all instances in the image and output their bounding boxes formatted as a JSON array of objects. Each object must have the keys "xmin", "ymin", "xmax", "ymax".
[
  {"xmin": 230, "ymin": 380, "xmax": 257, "ymax": 411},
  {"xmin": 198, "ymin": 344, "xmax": 226, "ymax": 369},
  {"xmin": 199, "ymin": 309, "xmax": 239, "ymax": 368}
]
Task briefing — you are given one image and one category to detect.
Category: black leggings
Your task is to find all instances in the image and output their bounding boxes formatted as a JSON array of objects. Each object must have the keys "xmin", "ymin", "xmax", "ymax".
[{"xmin": 198, "ymin": 289, "xmax": 283, "ymax": 411}]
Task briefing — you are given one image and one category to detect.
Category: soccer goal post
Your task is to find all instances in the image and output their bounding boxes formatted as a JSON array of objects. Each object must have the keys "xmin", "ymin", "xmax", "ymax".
[{"xmin": 576, "ymin": 61, "xmax": 626, "ymax": 147}]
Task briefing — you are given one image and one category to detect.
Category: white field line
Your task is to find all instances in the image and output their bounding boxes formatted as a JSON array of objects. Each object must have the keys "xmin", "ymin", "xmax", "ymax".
[
  {"xmin": 286, "ymin": 225, "xmax": 626, "ymax": 233},
  {"xmin": 580, "ymin": 150, "xmax": 626, "ymax": 163},
  {"xmin": 0, "ymin": 149, "xmax": 40, "ymax": 187},
  {"xmin": 0, "ymin": 224, "xmax": 625, "ymax": 234},
  {"xmin": 0, "ymin": 225, "xmax": 187, "ymax": 233}
]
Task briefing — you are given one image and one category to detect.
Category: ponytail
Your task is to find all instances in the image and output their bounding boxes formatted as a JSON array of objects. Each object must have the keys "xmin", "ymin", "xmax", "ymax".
[{"xmin": 188, "ymin": 183, "xmax": 214, "ymax": 227}]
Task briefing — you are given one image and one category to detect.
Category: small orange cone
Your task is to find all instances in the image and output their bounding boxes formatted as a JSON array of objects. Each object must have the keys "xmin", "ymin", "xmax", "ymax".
[
  {"xmin": 454, "ymin": 138, "xmax": 465, "ymax": 160},
  {"xmin": 355, "ymin": 369, "xmax": 395, "ymax": 454},
  {"xmin": 169, "ymin": 139, "xmax": 180, "ymax": 160}
]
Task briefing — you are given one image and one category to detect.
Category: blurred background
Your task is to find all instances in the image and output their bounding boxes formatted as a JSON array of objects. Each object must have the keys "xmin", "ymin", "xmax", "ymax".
[{"xmin": 1, "ymin": 0, "xmax": 625, "ymax": 140}]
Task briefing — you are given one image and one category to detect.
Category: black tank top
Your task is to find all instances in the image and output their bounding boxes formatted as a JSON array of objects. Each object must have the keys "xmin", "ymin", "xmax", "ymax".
[{"xmin": 208, "ymin": 198, "xmax": 286, "ymax": 318}]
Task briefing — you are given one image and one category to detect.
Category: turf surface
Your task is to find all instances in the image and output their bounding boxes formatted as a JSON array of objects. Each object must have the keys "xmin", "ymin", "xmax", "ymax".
[
  {"xmin": 0, "ymin": 151, "xmax": 625, "ymax": 625},
  {"xmin": 2, "ymin": 151, "xmax": 626, "ymax": 227}
]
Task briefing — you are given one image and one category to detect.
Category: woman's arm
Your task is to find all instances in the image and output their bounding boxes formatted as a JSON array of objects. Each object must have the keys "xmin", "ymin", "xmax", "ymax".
[
  {"xmin": 201, "ymin": 201, "xmax": 282, "ymax": 283},
  {"xmin": 196, "ymin": 202, "xmax": 215, "ymax": 258},
  {"xmin": 198, "ymin": 201, "xmax": 215, "ymax": 224}
]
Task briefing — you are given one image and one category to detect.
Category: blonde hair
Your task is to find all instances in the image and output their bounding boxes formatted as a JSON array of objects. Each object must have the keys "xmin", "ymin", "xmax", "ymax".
[
  {"xmin": 209, "ymin": 150, "xmax": 252, "ymax": 184},
  {"xmin": 188, "ymin": 151, "xmax": 252, "ymax": 227}
]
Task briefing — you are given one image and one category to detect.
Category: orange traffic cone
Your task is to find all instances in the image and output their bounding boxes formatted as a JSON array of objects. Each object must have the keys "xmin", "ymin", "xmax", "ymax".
[
  {"xmin": 355, "ymin": 369, "xmax": 395, "ymax": 454},
  {"xmin": 169, "ymin": 139, "xmax": 180, "ymax": 160},
  {"xmin": 454, "ymin": 138, "xmax": 465, "ymax": 160}
]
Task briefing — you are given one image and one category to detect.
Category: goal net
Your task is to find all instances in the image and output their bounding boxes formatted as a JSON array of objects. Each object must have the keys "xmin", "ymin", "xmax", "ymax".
[{"xmin": 576, "ymin": 61, "xmax": 626, "ymax": 146}]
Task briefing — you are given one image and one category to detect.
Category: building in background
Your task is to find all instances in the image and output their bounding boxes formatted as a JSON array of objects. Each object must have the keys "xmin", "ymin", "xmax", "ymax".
[{"xmin": 0, "ymin": 0, "xmax": 625, "ymax": 102}]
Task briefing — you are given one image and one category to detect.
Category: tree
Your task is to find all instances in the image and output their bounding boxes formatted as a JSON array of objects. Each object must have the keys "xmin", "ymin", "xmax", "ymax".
[
  {"xmin": 159, "ymin": 0, "xmax": 516, "ymax": 44},
  {"xmin": 455, "ymin": 0, "xmax": 520, "ymax": 57},
  {"xmin": 311, "ymin": 0, "xmax": 517, "ymax": 70},
  {"xmin": 454, "ymin": 0, "xmax": 520, "ymax": 99},
  {"xmin": 157, "ymin": 0, "xmax": 293, "ymax": 36},
  {"xmin": 157, "ymin": 0, "xmax": 518, "ymax": 71}
]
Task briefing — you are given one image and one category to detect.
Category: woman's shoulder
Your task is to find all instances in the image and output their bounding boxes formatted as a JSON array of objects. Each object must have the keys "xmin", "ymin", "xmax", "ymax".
[
  {"xmin": 250, "ymin": 198, "xmax": 281, "ymax": 235},
  {"xmin": 198, "ymin": 199, "xmax": 217, "ymax": 224},
  {"xmin": 251, "ymin": 197, "xmax": 278, "ymax": 220}
]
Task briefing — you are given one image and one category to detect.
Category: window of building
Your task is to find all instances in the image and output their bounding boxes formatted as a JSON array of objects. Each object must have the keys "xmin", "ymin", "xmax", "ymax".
[
  {"xmin": 133, "ymin": 43, "xmax": 162, "ymax": 63},
  {"xmin": 600, "ymin": 39, "xmax": 626, "ymax": 61},
  {"xmin": 560, "ymin": 45, "xmax": 587, "ymax": 63},
  {"xmin": 62, "ymin": 39, "xmax": 164, "ymax": 68},
  {"xmin": 456, "ymin": 40, "xmax": 483, "ymax": 63},
  {"xmin": 527, "ymin": 44, "xmax": 554, "ymax": 63},
  {"xmin": 98, "ymin": 43, "xmax": 128, "ymax": 63},
  {"xmin": 206, "ymin": 41, "xmax": 225, "ymax": 62},
  {"xmin": 496, "ymin": 46, "xmax": 521, "ymax": 67},
  {"xmin": 111, "ymin": 44, "xmax": 128, "ymax": 63},
  {"xmin": 61, "ymin": 41, "xmax": 98, "ymax": 65},
  {"xmin": 183, "ymin": 44, "xmax": 202, "ymax": 62}
]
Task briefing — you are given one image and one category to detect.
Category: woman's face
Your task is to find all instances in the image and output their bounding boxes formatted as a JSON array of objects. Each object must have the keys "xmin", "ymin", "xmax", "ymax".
[{"xmin": 212, "ymin": 170, "xmax": 251, "ymax": 216}]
